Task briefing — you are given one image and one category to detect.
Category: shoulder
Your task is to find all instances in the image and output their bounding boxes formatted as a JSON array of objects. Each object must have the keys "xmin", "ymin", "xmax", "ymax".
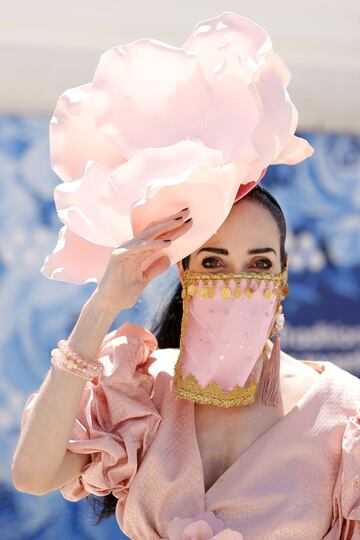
[
  {"xmin": 321, "ymin": 359, "xmax": 360, "ymax": 403},
  {"xmin": 281, "ymin": 348, "xmax": 360, "ymax": 415}
]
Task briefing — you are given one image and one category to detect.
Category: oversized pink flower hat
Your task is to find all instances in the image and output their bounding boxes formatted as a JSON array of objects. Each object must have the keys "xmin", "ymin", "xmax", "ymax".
[{"xmin": 42, "ymin": 11, "xmax": 314, "ymax": 285}]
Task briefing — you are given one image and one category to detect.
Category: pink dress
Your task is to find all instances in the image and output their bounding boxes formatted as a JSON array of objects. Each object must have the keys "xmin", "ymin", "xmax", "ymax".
[{"xmin": 20, "ymin": 322, "xmax": 360, "ymax": 539}]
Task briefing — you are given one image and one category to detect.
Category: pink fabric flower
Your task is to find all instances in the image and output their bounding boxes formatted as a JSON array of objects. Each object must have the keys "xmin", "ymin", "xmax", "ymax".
[
  {"xmin": 42, "ymin": 11, "xmax": 314, "ymax": 285},
  {"xmin": 166, "ymin": 511, "xmax": 244, "ymax": 539}
]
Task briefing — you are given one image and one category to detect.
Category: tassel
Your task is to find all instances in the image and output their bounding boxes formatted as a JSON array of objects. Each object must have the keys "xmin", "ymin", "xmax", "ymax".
[{"xmin": 256, "ymin": 332, "xmax": 282, "ymax": 407}]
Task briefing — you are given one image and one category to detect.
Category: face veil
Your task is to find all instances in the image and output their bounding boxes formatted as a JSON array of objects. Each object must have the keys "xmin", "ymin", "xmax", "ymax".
[{"xmin": 173, "ymin": 268, "xmax": 289, "ymax": 408}]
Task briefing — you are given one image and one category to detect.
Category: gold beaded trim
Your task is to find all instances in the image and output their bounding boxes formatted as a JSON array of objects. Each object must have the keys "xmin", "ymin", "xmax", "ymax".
[
  {"xmin": 182, "ymin": 268, "xmax": 288, "ymax": 282},
  {"xmin": 181, "ymin": 268, "xmax": 289, "ymax": 302},
  {"xmin": 174, "ymin": 280, "xmax": 261, "ymax": 408}
]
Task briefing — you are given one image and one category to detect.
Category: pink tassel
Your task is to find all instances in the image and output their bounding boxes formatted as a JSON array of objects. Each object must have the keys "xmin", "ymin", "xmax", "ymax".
[{"xmin": 256, "ymin": 333, "xmax": 282, "ymax": 407}]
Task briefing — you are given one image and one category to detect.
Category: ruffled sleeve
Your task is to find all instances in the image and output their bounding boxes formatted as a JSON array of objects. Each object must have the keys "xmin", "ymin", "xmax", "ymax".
[
  {"xmin": 327, "ymin": 404, "xmax": 360, "ymax": 538},
  {"xmin": 20, "ymin": 322, "xmax": 161, "ymax": 504}
]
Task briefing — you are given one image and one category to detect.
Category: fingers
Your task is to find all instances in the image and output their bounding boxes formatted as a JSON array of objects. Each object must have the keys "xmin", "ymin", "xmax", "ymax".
[
  {"xmin": 155, "ymin": 217, "xmax": 193, "ymax": 241},
  {"xmin": 148, "ymin": 207, "xmax": 189, "ymax": 226},
  {"xmin": 142, "ymin": 255, "xmax": 171, "ymax": 283},
  {"xmin": 113, "ymin": 238, "xmax": 172, "ymax": 258},
  {"xmin": 138, "ymin": 216, "xmax": 193, "ymax": 245},
  {"xmin": 146, "ymin": 214, "xmax": 192, "ymax": 240},
  {"xmin": 140, "ymin": 208, "xmax": 191, "ymax": 240},
  {"xmin": 114, "ymin": 206, "xmax": 193, "ymax": 260},
  {"xmin": 133, "ymin": 238, "xmax": 173, "ymax": 250}
]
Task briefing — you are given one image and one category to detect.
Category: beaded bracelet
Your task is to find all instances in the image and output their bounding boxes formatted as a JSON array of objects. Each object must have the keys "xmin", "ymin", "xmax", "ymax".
[
  {"xmin": 51, "ymin": 348, "xmax": 102, "ymax": 380},
  {"xmin": 50, "ymin": 340, "xmax": 102, "ymax": 381}
]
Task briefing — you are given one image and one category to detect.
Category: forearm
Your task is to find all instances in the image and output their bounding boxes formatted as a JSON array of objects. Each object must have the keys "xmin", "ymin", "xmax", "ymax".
[
  {"xmin": 66, "ymin": 288, "xmax": 118, "ymax": 363},
  {"xmin": 12, "ymin": 290, "xmax": 119, "ymax": 491}
]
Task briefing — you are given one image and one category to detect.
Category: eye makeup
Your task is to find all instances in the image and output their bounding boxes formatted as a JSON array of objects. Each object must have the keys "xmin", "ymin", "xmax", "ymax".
[{"xmin": 201, "ymin": 256, "xmax": 273, "ymax": 271}]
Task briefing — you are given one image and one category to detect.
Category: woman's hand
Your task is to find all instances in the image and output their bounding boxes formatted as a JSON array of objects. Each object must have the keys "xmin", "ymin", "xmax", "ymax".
[{"xmin": 93, "ymin": 207, "xmax": 192, "ymax": 313}]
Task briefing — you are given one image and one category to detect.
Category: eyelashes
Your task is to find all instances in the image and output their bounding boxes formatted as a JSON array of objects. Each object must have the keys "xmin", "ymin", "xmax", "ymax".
[
  {"xmin": 201, "ymin": 257, "xmax": 222, "ymax": 268},
  {"xmin": 201, "ymin": 257, "xmax": 273, "ymax": 270}
]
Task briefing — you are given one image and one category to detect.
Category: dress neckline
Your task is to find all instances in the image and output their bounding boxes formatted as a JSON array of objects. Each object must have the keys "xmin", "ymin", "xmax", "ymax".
[{"xmin": 191, "ymin": 360, "xmax": 330, "ymax": 498}]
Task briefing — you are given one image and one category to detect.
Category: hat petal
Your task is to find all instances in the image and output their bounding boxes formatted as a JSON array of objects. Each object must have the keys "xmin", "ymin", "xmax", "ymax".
[
  {"xmin": 91, "ymin": 40, "xmax": 213, "ymax": 158},
  {"xmin": 50, "ymin": 83, "xmax": 125, "ymax": 182},
  {"xmin": 198, "ymin": 72, "xmax": 260, "ymax": 165},
  {"xmin": 273, "ymin": 134, "xmax": 315, "ymax": 165},
  {"xmin": 53, "ymin": 162, "xmax": 130, "ymax": 246},
  {"xmin": 182, "ymin": 11, "xmax": 273, "ymax": 85},
  {"xmin": 40, "ymin": 226, "xmax": 112, "ymax": 284},
  {"xmin": 251, "ymin": 57, "xmax": 294, "ymax": 163},
  {"xmin": 130, "ymin": 159, "xmax": 240, "ymax": 273},
  {"xmin": 47, "ymin": 140, "xmax": 245, "ymax": 283}
]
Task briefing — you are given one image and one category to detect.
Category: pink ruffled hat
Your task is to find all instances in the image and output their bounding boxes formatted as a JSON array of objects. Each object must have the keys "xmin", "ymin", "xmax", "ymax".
[{"xmin": 41, "ymin": 11, "xmax": 314, "ymax": 285}]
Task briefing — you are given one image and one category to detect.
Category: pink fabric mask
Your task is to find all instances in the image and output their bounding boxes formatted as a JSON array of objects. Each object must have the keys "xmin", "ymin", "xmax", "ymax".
[{"xmin": 174, "ymin": 269, "xmax": 289, "ymax": 408}]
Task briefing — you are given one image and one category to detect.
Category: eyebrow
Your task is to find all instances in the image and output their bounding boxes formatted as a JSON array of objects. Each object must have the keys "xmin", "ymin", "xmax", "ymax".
[{"xmin": 196, "ymin": 246, "xmax": 277, "ymax": 256}]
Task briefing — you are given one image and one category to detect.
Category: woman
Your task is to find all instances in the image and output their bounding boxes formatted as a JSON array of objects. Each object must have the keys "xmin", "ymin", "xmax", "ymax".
[{"xmin": 12, "ymin": 185, "xmax": 360, "ymax": 539}]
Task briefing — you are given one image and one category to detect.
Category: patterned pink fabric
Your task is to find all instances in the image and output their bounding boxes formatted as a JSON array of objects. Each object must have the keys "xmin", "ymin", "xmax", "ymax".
[{"xmin": 20, "ymin": 323, "xmax": 360, "ymax": 539}]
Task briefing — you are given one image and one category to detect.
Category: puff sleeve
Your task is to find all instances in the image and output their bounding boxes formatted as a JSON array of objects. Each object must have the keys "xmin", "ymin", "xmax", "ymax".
[
  {"xmin": 20, "ymin": 322, "xmax": 161, "ymax": 505},
  {"xmin": 327, "ymin": 405, "xmax": 360, "ymax": 539}
]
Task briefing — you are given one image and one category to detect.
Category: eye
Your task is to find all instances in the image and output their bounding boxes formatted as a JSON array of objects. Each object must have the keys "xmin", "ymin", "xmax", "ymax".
[
  {"xmin": 202, "ymin": 257, "xmax": 222, "ymax": 269},
  {"xmin": 251, "ymin": 258, "xmax": 272, "ymax": 270}
]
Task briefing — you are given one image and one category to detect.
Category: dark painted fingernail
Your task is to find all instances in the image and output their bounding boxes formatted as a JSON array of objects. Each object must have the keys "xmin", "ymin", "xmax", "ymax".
[
  {"xmin": 180, "ymin": 207, "xmax": 189, "ymax": 211},
  {"xmin": 175, "ymin": 216, "xmax": 183, "ymax": 220},
  {"xmin": 184, "ymin": 217, "xmax": 192, "ymax": 223},
  {"xmin": 163, "ymin": 239, "xmax": 172, "ymax": 242}
]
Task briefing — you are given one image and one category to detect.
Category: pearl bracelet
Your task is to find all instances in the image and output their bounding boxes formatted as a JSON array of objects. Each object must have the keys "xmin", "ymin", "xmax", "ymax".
[
  {"xmin": 51, "ymin": 348, "xmax": 102, "ymax": 380},
  {"xmin": 50, "ymin": 342, "xmax": 102, "ymax": 381}
]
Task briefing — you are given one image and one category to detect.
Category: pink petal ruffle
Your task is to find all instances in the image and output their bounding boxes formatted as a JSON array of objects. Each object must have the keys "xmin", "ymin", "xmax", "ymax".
[
  {"xmin": 50, "ymin": 83, "xmax": 125, "ymax": 182},
  {"xmin": 40, "ymin": 225, "xmax": 113, "ymax": 284},
  {"xmin": 44, "ymin": 141, "xmax": 247, "ymax": 283}
]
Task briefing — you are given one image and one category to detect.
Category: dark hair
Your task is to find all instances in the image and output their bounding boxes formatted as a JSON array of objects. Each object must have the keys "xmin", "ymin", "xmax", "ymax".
[{"xmin": 86, "ymin": 184, "xmax": 287, "ymax": 523}]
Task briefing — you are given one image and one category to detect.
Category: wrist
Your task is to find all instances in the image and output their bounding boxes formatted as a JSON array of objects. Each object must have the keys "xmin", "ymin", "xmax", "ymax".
[
  {"xmin": 88, "ymin": 288, "xmax": 120, "ymax": 318},
  {"xmin": 65, "ymin": 291, "xmax": 119, "ymax": 365}
]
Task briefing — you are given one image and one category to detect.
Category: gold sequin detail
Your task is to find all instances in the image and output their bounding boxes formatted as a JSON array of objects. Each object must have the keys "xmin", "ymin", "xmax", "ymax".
[
  {"xmin": 180, "ymin": 269, "xmax": 289, "ymax": 300},
  {"xmin": 233, "ymin": 285, "xmax": 242, "ymax": 298},
  {"xmin": 221, "ymin": 286, "xmax": 232, "ymax": 299},
  {"xmin": 272, "ymin": 287, "xmax": 281, "ymax": 297},
  {"xmin": 263, "ymin": 287, "xmax": 272, "ymax": 299},
  {"xmin": 208, "ymin": 286, "xmax": 217, "ymax": 298},
  {"xmin": 245, "ymin": 287, "xmax": 254, "ymax": 298},
  {"xmin": 199, "ymin": 287, "xmax": 209, "ymax": 299},
  {"xmin": 187, "ymin": 284, "xmax": 197, "ymax": 296}
]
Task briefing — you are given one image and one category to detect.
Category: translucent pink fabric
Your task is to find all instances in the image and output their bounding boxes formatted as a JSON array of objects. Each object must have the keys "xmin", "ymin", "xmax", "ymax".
[
  {"xmin": 20, "ymin": 323, "xmax": 360, "ymax": 539},
  {"xmin": 180, "ymin": 276, "xmax": 279, "ymax": 390}
]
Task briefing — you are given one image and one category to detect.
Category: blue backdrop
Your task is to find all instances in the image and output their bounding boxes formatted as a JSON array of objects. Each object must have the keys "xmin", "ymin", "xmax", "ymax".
[{"xmin": 1, "ymin": 115, "xmax": 359, "ymax": 539}]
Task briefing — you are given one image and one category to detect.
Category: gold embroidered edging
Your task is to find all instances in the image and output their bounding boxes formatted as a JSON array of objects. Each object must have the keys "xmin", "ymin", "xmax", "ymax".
[{"xmin": 182, "ymin": 268, "xmax": 288, "ymax": 282}]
